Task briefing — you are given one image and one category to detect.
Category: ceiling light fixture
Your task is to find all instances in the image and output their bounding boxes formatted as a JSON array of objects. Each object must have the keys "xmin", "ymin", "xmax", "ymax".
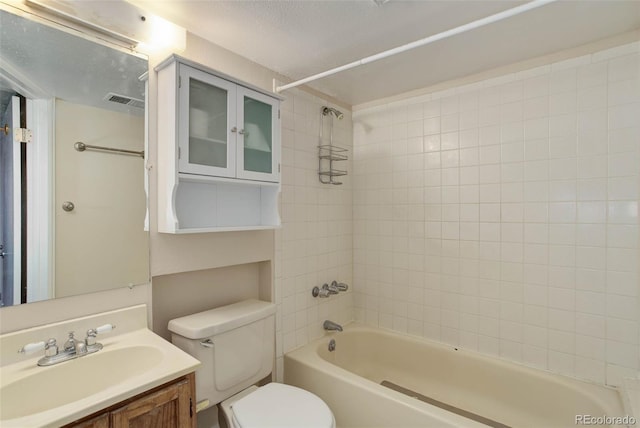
[
  {"xmin": 25, "ymin": 0, "xmax": 139, "ymax": 48},
  {"xmin": 24, "ymin": 0, "xmax": 186, "ymax": 52}
]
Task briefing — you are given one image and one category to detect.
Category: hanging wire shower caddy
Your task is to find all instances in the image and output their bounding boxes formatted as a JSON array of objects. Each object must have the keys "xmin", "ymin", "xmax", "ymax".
[{"xmin": 318, "ymin": 106, "xmax": 348, "ymax": 185}]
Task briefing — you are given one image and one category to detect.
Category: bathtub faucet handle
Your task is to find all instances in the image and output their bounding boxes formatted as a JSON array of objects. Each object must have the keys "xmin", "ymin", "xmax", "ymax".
[
  {"xmin": 312, "ymin": 286, "xmax": 331, "ymax": 298},
  {"xmin": 323, "ymin": 283, "xmax": 339, "ymax": 294},
  {"xmin": 331, "ymin": 280, "xmax": 348, "ymax": 292}
]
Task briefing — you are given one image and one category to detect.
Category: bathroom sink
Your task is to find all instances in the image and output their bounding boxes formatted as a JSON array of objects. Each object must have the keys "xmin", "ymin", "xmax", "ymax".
[
  {"xmin": 0, "ymin": 345, "xmax": 163, "ymax": 420},
  {"xmin": 0, "ymin": 323, "xmax": 200, "ymax": 427}
]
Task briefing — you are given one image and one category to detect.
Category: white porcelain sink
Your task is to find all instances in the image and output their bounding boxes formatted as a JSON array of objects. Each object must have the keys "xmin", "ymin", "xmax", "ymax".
[
  {"xmin": 0, "ymin": 345, "xmax": 163, "ymax": 420},
  {"xmin": 0, "ymin": 325, "xmax": 200, "ymax": 428}
]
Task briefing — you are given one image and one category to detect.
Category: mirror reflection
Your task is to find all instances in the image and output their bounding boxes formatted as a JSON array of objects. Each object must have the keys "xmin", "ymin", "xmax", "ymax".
[{"xmin": 0, "ymin": 8, "xmax": 149, "ymax": 307}]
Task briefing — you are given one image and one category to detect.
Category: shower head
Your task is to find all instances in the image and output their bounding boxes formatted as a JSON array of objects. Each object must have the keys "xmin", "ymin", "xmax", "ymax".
[{"xmin": 322, "ymin": 106, "xmax": 344, "ymax": 120}]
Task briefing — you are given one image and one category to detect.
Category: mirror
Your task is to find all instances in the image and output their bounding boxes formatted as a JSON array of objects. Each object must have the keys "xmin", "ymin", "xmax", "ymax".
[{"xmin": 0, "ymin": 7, "xmax": 149, "ymax": 307}]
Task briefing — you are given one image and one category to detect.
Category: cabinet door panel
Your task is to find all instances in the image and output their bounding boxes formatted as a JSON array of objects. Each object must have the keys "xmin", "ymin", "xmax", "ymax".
[
  {"xmin": 111, "ymin": 379, "xmax": 192, "ymax": 428},
  {"xmin": 178, "ymin": 64, "xmax": 237, "ymax": 178},
  {"xmin": 236, "ymin": 87, "xmax": 279, "ymax": 182},
  {"xmin": 69, "ymin": 413, "xmax": 109, "ymax": 428}
]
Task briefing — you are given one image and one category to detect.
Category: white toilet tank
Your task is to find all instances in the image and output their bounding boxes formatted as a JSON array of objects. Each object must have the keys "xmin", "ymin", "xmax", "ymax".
[{"xmin": 168, "ymin": 299, "xmax": 276, "ymax": 410}]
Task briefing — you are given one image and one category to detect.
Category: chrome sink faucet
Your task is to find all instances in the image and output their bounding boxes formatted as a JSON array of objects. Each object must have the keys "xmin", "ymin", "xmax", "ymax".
[
  {"xmin": 19, "ymin": 324, "xmax": 115, "ymax": 366},
  {"xmin": 64, "ymin": 332, "xmax": 87, "ymax": 356},
  {"xmin": 323, "ymin": 320, "xmax": 343, "ymax": 332}
]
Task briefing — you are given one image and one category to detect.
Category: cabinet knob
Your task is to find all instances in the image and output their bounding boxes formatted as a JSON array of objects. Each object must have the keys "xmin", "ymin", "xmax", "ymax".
[
  {"xmin": 238, "ymin": 129, "xmax": 245, "ymax": 135},
  {"xmin": 231, "ymin": 127, "xmax": 237, "ymax": 133}
]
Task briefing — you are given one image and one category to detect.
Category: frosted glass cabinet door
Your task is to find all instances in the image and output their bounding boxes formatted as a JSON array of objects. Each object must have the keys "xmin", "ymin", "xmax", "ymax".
[
  {"xmin": 178, "ymin": 64, "xmax": 237, "ymax": 178},
  {"xmin": 236, "ymin": 87, "xmax": 280, "ymax": 182}
]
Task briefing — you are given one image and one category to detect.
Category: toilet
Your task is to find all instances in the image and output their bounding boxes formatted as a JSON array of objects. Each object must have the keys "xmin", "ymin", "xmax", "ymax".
[{"xmin": 168, "ymin": 299, "xmax": 335, "ymax": 428}]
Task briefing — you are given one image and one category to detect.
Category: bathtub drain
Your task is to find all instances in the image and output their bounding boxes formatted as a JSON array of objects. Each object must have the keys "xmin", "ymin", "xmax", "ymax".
[{"xmin": 380, "ymin": 381, "xmax": 510, "ymax": 428}]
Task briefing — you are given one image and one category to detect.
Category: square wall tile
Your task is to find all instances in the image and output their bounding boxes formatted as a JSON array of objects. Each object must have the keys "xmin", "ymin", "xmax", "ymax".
[{"xmin": 352, "ymin": 43, "xmax": 640, "ymax": 388}]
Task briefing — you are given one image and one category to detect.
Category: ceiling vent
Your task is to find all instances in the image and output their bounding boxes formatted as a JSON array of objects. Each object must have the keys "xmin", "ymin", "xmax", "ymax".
[{"xmin": 104, "ymin": 92, "xmax": 144, "ymax": 109}]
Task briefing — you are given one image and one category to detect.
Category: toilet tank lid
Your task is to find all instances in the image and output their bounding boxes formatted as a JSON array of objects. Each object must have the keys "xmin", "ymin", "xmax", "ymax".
[{"xmin": 168, "ymin": 299, "xmax": 276, "ymax": 339}]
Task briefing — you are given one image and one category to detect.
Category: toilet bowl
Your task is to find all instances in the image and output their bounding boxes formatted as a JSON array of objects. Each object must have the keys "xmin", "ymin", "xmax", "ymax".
[
  {"xmin": 221, "ymin": 383, "xmax": 335, "ymax": 428},
  {"xmin": 168, "ymin": 299, "xmax": 335, "ymax": 428}
]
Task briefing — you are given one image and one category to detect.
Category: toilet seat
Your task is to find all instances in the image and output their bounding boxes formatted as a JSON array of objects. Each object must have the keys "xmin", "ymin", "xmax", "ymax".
[{"xmin": 229, "ymin": 383, "xmax": 335, "ymax": 428}]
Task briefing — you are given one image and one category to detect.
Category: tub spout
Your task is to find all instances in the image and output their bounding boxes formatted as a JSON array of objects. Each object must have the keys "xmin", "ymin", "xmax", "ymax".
[{"xmin": 323, "ymin": 320, "xmax": 343, "ymax": 332}]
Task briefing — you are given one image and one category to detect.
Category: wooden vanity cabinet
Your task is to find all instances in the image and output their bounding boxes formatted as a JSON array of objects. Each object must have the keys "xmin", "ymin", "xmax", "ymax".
[
  {"xmin": 65, "ymin": 373, "xmax": 196, "ymax": 428},
  {"xmin": 110, "ymin": 375, "xmax": 192, "ymax": 428},
  {"xmin": 71, "ymin": 413, "xmax": 109, "ymax": 428}
]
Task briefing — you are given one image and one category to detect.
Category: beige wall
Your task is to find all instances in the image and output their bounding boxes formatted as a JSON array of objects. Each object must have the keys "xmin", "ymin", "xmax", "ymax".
[
  {"xmin": 152, "ymin": 262, "xmax": 271, "ymax": 340},
  {"xmin": 55, "ymin": 100, "xmax": 148, "ymax": 298},
  {"xmin": 0, "ymin": 283, "xmax": 151, "ymax": 333}
]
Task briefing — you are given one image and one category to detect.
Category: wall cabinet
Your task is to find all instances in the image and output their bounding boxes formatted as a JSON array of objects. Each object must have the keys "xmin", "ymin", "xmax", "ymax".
[
  {"xmin": 65, "ymin": 374, "xmax": 196, "ymax": 428},
  {"xmin": 156, "ymin": 55, "xmax": 282, "ymax": 233}
]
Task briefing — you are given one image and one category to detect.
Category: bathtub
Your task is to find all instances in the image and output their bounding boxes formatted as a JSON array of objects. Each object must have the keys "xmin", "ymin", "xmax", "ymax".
[{"xmin": 284, "ymin": 324, "xmax": 630, "ymax": 428}]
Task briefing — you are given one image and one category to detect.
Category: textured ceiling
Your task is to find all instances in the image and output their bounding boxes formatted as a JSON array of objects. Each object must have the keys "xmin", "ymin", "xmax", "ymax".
[
  {"xmin": 138, "ymin": 1, "xmax": 640, "ymax": 105},
  {"xmin": 0, "ymin": 9, "xmax": 147, "ymax": 115}
]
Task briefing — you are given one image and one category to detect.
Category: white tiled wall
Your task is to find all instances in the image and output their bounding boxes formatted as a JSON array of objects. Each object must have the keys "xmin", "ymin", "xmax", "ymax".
[
  {"xmin": 352, "ymin": 42, "xmax": 640, "ymax": 387},
  {"xmin": 275, "ymin": 89, "xmax": 354, "ymax": 381}
]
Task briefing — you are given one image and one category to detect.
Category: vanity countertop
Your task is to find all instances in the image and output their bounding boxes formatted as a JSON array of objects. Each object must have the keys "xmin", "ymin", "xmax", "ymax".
[{"xmin": 0, "ymin": 305, "xmax": 200, "ymax": 427}]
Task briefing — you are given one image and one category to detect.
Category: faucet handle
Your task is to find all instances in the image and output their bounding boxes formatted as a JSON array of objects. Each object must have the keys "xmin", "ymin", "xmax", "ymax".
[
  {"xmin": 19, "ymin": 340, "xmax": 45, "ymax": 354},
  {"xmin": 331, "ymin": 280, "xmax": 349, "ymax": 292},
  {"xmin": 95, "ymin": 324, "xmax": 116, "ymax": 334},
  {"xmin": 45, "ymin": 338, "xmax": 59, "ymax": 357},
  {"xmin": 323, "ymin": 283, "xmax": 339, "ymax": 294},
  {"xmin": 19, "ymin": 338, "xmax": 57, "ymax": 356},
  {"xmin": 85, "ymin": 324, "xmax": 115, "ymax": 346},
  {"xmin": 312, "ymin": 285, "xmax": 331, "ymax": 298}
]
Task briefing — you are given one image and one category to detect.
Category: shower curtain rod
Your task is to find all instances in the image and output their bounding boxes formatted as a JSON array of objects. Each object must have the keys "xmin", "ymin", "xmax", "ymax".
[{"xmin": 274, "ymin": 0, "xmax": 557, "ymax": 94}]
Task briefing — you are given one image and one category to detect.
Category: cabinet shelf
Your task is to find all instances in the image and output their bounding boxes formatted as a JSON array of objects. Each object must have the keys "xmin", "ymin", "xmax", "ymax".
[
  {"xmin": 178, "ymin": 172, "xmax": 280, "ymax": 186},
  {"xmin": 190, "ymin": 135, "xmax": 227, "ymax": 145},
  {"xmin": 166, "ymin": 177, "xmax": 280, "ymax": 233},
  {"xmin": 245, "ymin": 144, "xmax": 272, "ymax": 153},
  {"xmin": 168, "ymin": 224, "xmax": 280, "ymax": 234}
]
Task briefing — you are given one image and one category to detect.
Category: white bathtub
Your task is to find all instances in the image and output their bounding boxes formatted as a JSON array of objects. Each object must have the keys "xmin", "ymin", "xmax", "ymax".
[{"xmin": 284, "ymin": 324, "xmax": 629, "ymax": 428}]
